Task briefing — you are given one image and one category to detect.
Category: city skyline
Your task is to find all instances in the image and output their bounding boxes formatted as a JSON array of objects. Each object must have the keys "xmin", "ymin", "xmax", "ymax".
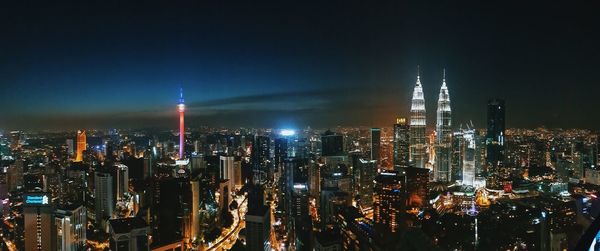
[{"xmin": 1, "ymin": 1, "xmax": 599, "ymax": 130}]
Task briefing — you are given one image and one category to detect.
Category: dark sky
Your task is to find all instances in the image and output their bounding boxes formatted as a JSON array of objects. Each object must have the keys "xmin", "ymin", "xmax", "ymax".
[{"xmin": 1, "ymin": 1, "xmax": 599, "ymax": 130}]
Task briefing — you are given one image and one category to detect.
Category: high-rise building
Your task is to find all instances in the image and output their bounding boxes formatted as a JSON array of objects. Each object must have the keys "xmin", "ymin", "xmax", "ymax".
[
  {"xmin": 252, "ymin": 135, "xmax": 270, "ymax": 182},
  {"xmin": 55, "ymin": 204, "xmax": 86, "ymax": 251},
  {"xmin": 246, "ymin": 184, "xmax": 270, "ymax": 251},
  {"xmin": 404, "ymin": 167, "xmax": 429, "ymax": 210},
  {"xmin": 486, "ymin": 99, "xmax": 506, "ymax": 171},
  {"xmin": 393, "ymin": 118, "xmax": 410, "ymax": 170},
  {"xmin": 94, "ymin": 171, "xmax": 114, "ymax": 229},
  {"xmin": 322, "ymin": 130, "xmax": 344, "ymax": 156},
  {"xmin": 435, "ymin": 70, "xmax": 452, "ymax": 182},
  {"xmin": 371, "ymin": 128, "xmax": 381, "ymax": 164},
  {"xmin": 410, "ymin": 70, "xmax": 427, "ymax": 168},
  {"xmin": 462, "ymin": 129, "xmax": 477, "ymax": 186},
  {"xmin": 219, "ymin": 156, "xmax": 235, "ymax": 191},
  {"xmin": 66, "ymin": 139, "xmax": 74, "ymax": 157},
  {"xmin": 178, "ymin": 88, "xmax": 185, "ymax": 159},
  {"xmin": 108, "ymin": 217, "xmax": 150, "ymax": 251},
  {"xmin": 75, "ymin": 130, "xmax": 86, "ymax": 162},
  {"xmin": 114, "ymin": 164, "xmax": 129, "ymax": 202},
  {"xmin": 355, "ymin": 158, "xmax": 377, "ymax": 209},
  {"xmin": 373, "ymin": 171, "xmax": 405, "ymax": 234},
  {"xmin": 190, "ymin": 179, "xmax": 200, "ymax": 242},
  {"xmin": 24, "ymin": 193, "xmax": 54, "ymax": 251}
]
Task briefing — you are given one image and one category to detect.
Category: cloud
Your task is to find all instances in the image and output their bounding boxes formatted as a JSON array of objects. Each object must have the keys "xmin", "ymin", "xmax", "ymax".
[{"xmin": 0, "ymin": 86, "xmax": 407, "ymax": 130}]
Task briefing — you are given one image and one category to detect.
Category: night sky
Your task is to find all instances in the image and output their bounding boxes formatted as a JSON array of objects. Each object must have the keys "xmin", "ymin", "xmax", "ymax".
[{"xmin": 1, "ymin": 1, "xmax": 599, "ymax": 130}]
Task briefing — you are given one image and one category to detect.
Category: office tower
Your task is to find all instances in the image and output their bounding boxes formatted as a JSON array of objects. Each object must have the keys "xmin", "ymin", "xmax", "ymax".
[
  {"xmin": 233, "ymin": 157, "xmax": 243, "ymax": 188},
  {"xmin": 451, "ymin": 131, "xmax": 465, "ymax": 181},
  {"xmin": 7, "ymin": 159, "xmax": 24, "ymax": 192},
  {"xmin": 410, "ymin": 70, "xmax": 427, "ymax": 168},
  {"xmin": 371, "ymin": 128, "xmax": 381, "ymax": 164},
  {"xmin": 322, "ymin": 130, "xmax": 344, "ymax": 156},
  {"xmin": 94, "ymin": 171, "xmax": 114, "ymax": 229},
  {"xmin": 462, "ymin": 129, "xmax": 477, "ymax": 186},
  {"xmin": 143, "ymin": 152, "xmax": 153, "ymax": 179},
  {"xmin": 24, "ymin": 193, "xmax": 54, "ymax": 251},
  {"xmin": 435, "ymin": 70, "xmax": 452, "ymax": 182},
  {"xmin": 404, "ymin": 167, "xmax": 429, "ymax": 210},
  {"xmin": 274, "ymin": 137, "xmax": 288, "ymax": 174},
  {"xmin": 373, "ymin": 171, "xmax": 405, "ymax": 234},
  {"xmin": 319, "ymin": 188, "xmax": 351, "ymax": 227},
  {"xmin": 219, "ymin": 156, "xmax": 235, "ymax": 191},
  {"xmin": 0, "ymin": 172, "xmax": 7, "ymax": 200},
  {"xmin": 393, "ymin": 118, "xmax": 410, "ymax": 170},
  {"xmin": 291, "ymin": 179, "xmax": 311, "ymax": 250},
  {"xmin": 355, "ymin": 158, "xmax": 377, "ymax": 209},
  {"xmin": 75, "ymin": 130, "xmax": 86, "ymax": 162},
  {"xmin": 246, "ymin": 184, "xmax": 270, "ymax": 251},
  {"xmin": 309, "ymin": 162, "xmax": 322, "ymax": 198},
  {"xmin": 178, "ymin": 88, "xmax": 185, "ymax": 159},
  {"xmin": 66, "ymin": 139, "xmax": 74, "ymax": 157},
  {"xmin": 108, "ymin": 217, "xmax": 150, "ymax": 251},
  {"xmin": 114, "ymin": 164, "xmax": 129, "ymax": 201},
  {"xmin": 151, "ymin": 175, "xmax": 191, "ymax": 246},
  {"xmin": 190, "ymin": 179, "xmax": 200, "ymax": 242},
  {"xmin": 55, "ymin": 204, "xmax": 86, "ymax": 251},
  {"xmin": 251, "ymin": 135, "xmax": 270, "ymax": 182},
  {"xmin": 486, "ymin": 99, "xmax": 506, "ymax": 170}
]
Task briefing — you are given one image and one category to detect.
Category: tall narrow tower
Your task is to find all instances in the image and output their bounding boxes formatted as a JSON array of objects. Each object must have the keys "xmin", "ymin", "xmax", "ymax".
[
  {"xmin": 410, "ymin": 68, "xmax": 427, "ymax": 169},
  {"xmin": 178, "ymin": 88, "xmax": 185, "ymax": 159},
  {"xmin": 75, "ymin": 130, "xmax": 86, "ymax": 162},
  {"xmin": 435, "ymin": 69, "xmax": 452, "ymax": 182}
]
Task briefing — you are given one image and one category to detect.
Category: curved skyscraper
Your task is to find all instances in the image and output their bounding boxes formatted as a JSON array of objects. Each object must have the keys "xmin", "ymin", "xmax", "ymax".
[
  {"xmin": 435, "ymin": 70, "xmax": 452, "ymax": 182},
  {"xmin": 410, "ymin": 70, "xmax": 427, "ymax": 169}
]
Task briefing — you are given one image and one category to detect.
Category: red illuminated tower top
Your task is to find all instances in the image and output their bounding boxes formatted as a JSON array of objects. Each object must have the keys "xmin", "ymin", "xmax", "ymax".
[{"xmin": 178, "ymin": 87, "xmax": 185, "ymax": 159}]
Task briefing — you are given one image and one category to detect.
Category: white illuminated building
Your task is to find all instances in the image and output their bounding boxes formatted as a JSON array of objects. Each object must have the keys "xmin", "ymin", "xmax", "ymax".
[
  {"xmin": 435, "ymin": 69, "xmax": 452, "ymax": 182},
  {"xmin": 462, "ymin": 128, "xmax": 476, "ymax": 187},
  {"xmin": 410, "ymin": 68, "xmax": 427, "ymax": 169}
]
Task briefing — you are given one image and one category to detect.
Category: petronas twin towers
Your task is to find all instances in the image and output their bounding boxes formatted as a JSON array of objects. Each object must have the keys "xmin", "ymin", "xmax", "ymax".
[{"xmin": 409, "ymin": 68, "xmax": 452, "ymax": 182}]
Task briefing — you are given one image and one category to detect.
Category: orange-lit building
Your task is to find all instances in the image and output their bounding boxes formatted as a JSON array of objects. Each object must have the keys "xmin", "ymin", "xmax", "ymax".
[{"xmin": 75, "ymin": 130, "xmax": 86, "ymax": 162}]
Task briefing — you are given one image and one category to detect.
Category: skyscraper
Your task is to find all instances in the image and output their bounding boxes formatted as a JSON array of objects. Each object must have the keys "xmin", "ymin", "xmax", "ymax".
[
  {"xmin": 75, "ymin": 130, "xmax": 86, "ymax": 162},
  {"xmin": 24, "ymin": 193, "xmax": 54, "ymax": 251},
  {"xmin": 246, "ymin": 184, "xmax": 270, "ymax": 251},
  {"xmin": 462, "ymin": 129, "xmax": 477, "ymax": 186},
  {"xmin": 393, "ymin": 118, "xmax": 410, "ymax": 171},
  {"xmin": 486, "ymin": 99, "xmax": 506, "ymax": 171},
  {"xmin": 321, "ymin": 130, "xmax": 344, "ymax": 156},
  {"xmin": 251, "ymin": 135, "xmax": 270, "ymax": 182},
  {"xmin": 55, "ymin": 204, "xmax": 87, "ymax": 251},
  {"xmin": 94, "ymin": 171, "xmax": 114, "ymax": 229},
  {"xmin": 435, "ymin": 70, "xmax": 452, "ymax": 182},
  {"xmin": 373, "ymin": 171, "xmax": 405, "ymax": 234},
  {"xmin": 114, "ymin": 164, "xmax": 129, "ymax": 202},
  {"xmin": 404, "ymin": 167, "xmax": 429, "ymax": 210},
  {"xmin": 371, "ymin": 128, "xmax": 381, "ymax": 164},
  {"xmin": 410, "ymin": 70, "xmax": 427, "ymax": 169}
]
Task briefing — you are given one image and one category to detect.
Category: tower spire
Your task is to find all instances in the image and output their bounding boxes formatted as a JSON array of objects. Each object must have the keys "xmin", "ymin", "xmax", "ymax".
[
  {"xmin": 442, "ymin": 68, "xmax": 447, "ymax": 87},
  {"xmin": 179, "ymin": 86, "xmax": 184, "ymax": 104}
]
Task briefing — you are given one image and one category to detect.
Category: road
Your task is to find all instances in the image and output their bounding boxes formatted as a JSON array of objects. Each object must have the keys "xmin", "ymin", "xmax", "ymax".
[{"xmin": 206, "ymin": 196, "xmax": 247, "ymax": 251}]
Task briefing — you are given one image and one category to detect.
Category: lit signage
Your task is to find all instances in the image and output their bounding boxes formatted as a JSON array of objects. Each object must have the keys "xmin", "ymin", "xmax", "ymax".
[{"xmin": 26, "ymin": 195, "xmax": 49, "ymax": 205}]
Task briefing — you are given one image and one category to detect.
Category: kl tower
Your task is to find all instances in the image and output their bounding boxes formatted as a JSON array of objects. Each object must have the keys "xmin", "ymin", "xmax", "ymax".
[{"xmin": 178, "ymin": 87, "xmax": 185, "ymax": 159}]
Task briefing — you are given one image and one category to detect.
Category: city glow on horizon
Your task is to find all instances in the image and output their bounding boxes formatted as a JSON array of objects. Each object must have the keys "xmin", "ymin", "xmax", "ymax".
[{"xmin": 280, "ymin": 129, "xmax": 296, "ymax": 136}]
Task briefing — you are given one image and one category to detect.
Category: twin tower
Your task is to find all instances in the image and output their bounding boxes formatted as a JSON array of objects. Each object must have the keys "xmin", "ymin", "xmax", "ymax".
[{"xmin": 409, "ymin": 68, "xmax": 452, "ymax": 182}]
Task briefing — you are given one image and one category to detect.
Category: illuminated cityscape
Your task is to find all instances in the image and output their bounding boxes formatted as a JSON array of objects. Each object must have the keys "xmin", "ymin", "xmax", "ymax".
[{"xmin": 1, "ymin": 1, "xmax": 599, "ymax": 251}]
